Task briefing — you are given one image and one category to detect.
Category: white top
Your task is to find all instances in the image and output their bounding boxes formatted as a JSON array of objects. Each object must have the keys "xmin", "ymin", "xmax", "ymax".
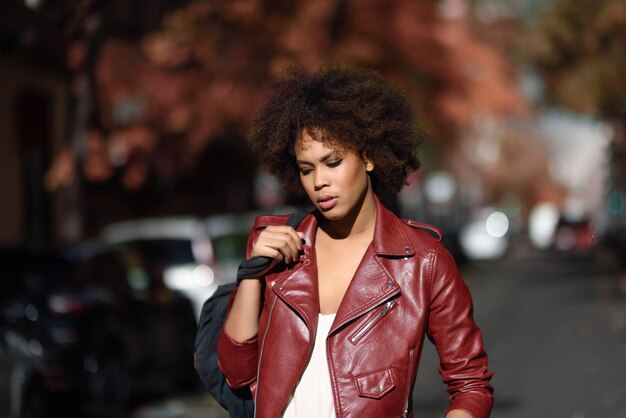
[{"xmin": 282, "ymin": 313, "xmax": 337, "ymax": 418}]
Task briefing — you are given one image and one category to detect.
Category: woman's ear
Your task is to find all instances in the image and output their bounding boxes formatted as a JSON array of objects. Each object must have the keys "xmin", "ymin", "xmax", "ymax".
[{"xmin": 364, "ymin": 156, "xmax": 375, "ymax": 172}]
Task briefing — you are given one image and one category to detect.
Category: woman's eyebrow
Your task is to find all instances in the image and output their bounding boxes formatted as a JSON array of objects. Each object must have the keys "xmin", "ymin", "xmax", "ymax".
[{"xmin": 297, "ymin": 151, "xmax": 336, "ymax": 165}]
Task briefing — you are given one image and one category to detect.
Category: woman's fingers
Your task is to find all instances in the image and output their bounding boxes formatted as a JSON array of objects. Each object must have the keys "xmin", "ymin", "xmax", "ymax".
[
  {"xmin": 250, "ymin": 226, "xmax": 303, "ymax": 263},
  {"xmin": 265, "ymin": 226, "xmax": 303, "ymax": 254},
  {"xmin": 253, "ymin": 236, "xmax": 296, "ymax": 263},
  {"xmin": 268, "ymin": 230, "xmax": 300, "ymax": 263},
  {"xmin": 261, "ymin": 236, "xmax": 298, "ymax": 262}
]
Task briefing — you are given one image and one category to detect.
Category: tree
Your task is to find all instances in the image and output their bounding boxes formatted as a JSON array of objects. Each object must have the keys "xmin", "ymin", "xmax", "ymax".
[
  {"xmin": 528, "ymin": 0, "xmax": 626, "ymax": 240},
  {"xmin": 47, "ymin": 0, "xmax": 525, "ymax": 199},
  {"xmin": 528, "ymin": 0, "xmax": 626, "ymax": 120}
]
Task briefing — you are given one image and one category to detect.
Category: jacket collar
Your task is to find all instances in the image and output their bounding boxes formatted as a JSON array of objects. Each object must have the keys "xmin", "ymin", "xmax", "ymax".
[
  {"xmin": 271, "ymin": 194, "xmax": 411, "ymax": 333},
  {"xmin": 298, "ymin": 194, "xmax": 415, "ymax": 257},
  {"xmin": 371, "ymin": 194, "xmax": 415, "ymax": 257}
]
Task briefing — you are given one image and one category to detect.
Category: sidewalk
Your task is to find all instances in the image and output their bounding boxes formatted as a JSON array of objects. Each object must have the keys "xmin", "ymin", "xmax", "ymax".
[{"xmin": 132, "ymin": 393, "xmax": 230, "ymax": 418}]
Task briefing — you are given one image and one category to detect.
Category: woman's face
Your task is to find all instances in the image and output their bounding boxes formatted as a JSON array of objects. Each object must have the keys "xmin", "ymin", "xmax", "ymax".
[{"xmin": 295, "ymin": 130, "xmax": 373, "ymax": 221}]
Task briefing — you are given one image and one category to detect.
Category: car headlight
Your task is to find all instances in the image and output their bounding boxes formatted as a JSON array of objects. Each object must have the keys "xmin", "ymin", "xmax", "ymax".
[{"xmin": 163, "ymin": 264, "xmax": 214, "ymax": 290}]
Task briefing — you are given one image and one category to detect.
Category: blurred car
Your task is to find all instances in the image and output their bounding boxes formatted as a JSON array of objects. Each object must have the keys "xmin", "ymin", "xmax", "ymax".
[
  {"xmin": 99, "ymin": 217, "xmax": 217, "ymax": 322},
  {"xmin": 204, "ymin": 212, "xmax": 257, "ymax": 284},
  {"xmin": 552, "ymin": 217, "xmax": 596, "ymax": 252},
  {"xmin": 458, "ymin": 208, "xmax": 511, "ymax": 261},
  {"xmin": 0, "ymin": 324, "xmax": 48, "ymax": 418},
  {"xmin": 1, "ymin": 245, "xmax": 200, "ymax": 418},
  {"xmin": 204, "ymin": 208, "xmax": 300, "ymax": 284},
  {"xmin": 0, "ymin": 248, "xmax": 98, "ymax": 418},
  {"xmin": 99, "ymin": 212, "xmax": 296, "ymax": 323},
  {"xmin": 69, "ymin": 243, "xmax": 200, "ymax": 400}
]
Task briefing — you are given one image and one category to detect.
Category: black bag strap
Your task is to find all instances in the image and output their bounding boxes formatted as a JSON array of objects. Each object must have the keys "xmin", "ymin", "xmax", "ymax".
[{"xmin": 236, "ymin": 209, "xmax": 309, "ymax": 284}]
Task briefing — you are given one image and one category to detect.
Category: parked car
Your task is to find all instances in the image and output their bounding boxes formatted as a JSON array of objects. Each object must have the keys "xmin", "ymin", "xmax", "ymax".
[
  {"xmin": 458, "ymin": 208, "xmax": 511, "ymax": 261},
  {"xmin": 552, "ymin": 217, "xmax": 596, "ymax": 252},
  {"xmin": 0, "ymin": 248, "xmax": 94, "ymax": 418},
  {"xmin": 204, "ymin": 212, "xmax": 257, "ymax": 285},
  {"xmin": 69, "ymin": 243, "xmax": 199, "ymax": 400},
  {"xmin": 99, "ymin": 217, "xmax": 217, "ymax": 322},
  {"xmin": 97, "ymin": 211, "xmax": 300, "ymax": 331},
  {"xmin": 0, "ymin": 324, "xmax": 48, "ymax": 418},
  {"xmin": 1, "ymin": 245, "xmax": 200, "ymax": 418}
]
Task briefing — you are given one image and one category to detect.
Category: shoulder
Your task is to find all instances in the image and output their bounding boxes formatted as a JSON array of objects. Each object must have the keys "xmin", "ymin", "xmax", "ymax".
[
  {"xmin": 396, "ymin": 217, "xmax": 447, "ymax": 260},
  {"xmin": 250, "ymin": 209, "xmax": 310, "ymax": 231},
  {"xmin": 251, "ymin": 213, "xmax": 291, "ymax": 230},
  {"xmin": 400, "ymin": 218, "xmax": 443, "ymax": 242},
  {"xmin": 244, "ymin": 213, "xmax": 292, "ymax": 256},
  {"xmin": 400, "ymin": 219, "xmax": 462, "ymax": 280}
]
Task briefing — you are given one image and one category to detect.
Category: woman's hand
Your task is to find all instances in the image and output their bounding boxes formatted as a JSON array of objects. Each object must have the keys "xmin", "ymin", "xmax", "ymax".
[
  {"xmin": 223, "ymin": 226, "xmax": 303, "ymax": 342},
  {"xmin": 250, "ymin": 226, "xmax": 304, "ymax": 265}
]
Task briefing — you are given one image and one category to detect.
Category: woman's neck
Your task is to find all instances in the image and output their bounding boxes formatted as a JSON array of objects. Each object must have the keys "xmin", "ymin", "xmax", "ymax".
[{"xmin": 318, "ymin": 190, "xmax": 377, "ymax": 240}]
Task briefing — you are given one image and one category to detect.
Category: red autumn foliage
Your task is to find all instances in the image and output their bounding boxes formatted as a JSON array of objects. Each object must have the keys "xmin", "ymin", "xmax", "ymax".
[{"xmin": 48, "ymin": 0, "xmax": 526, "ymax": 192}]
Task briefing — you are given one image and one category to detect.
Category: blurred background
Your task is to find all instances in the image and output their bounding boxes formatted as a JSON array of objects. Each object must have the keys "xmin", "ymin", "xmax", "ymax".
[{"xmin": 0, "ymin": 0, "xmax": 625, "ymax": 417}]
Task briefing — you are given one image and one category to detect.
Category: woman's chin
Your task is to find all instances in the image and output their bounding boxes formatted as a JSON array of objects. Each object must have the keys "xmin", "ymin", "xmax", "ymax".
[{"xmin": 317, "ymin": 207, "xmax": 344, "ymax": 221}]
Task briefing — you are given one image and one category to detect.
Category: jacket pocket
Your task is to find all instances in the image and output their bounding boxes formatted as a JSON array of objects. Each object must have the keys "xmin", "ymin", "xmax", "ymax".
[
  {"xmin": 348, "ymin": 300, "xmax": 396, "ymax": 344},
  {"xmin": 353, "ymin": 368, "xmax": 396, "ymax": 399}
]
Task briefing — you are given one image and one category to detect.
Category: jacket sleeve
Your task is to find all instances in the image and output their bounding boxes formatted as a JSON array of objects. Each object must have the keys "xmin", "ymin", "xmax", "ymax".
[
  {"xmin": 216, "ymin": 219, "xmax": 263, "ymax": 390},
  {"xmin": 427, "ymin": 244, "xmax": 494, "ymax": 418},
  {"xmin": 216, "ymin": 286, "xmax": 259, "ymax": 389},
  {"xmin": 217, "ymin": 288, "xmax": 258, "ymax": 389},
  {"xmin": 216, "ymin": 214, "xmax": 288, "ymax": 389}
]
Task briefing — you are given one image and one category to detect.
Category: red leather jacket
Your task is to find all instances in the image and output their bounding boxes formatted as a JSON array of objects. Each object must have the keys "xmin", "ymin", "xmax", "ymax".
[{"xmin": 218, "ymin": 197, "xmax": 493, "ymax": 418}]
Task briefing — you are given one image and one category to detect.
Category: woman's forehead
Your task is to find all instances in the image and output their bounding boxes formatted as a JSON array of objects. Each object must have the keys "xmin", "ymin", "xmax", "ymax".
[{"xmin": 295, "ymin": 128, "xmax": 350, "ymax": 155}]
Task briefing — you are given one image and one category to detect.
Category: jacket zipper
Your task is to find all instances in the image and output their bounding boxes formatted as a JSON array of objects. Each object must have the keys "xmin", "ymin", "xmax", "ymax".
[
  {"xmin": 402, "ymin": 348, "xmax": 414, "ymax": 418},
  {"xmin": 349, "ymin": 300, "xmax": 395, "ymax": 344},
  {"xmin": 254, "ymin": 295, "xmax": 278, "ymax": 418}
]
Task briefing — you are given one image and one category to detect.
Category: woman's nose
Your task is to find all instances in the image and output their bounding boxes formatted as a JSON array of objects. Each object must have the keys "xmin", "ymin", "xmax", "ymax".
[{"xmin": 313, "ymin": 169, "xmax": 329, "ymax": 190}]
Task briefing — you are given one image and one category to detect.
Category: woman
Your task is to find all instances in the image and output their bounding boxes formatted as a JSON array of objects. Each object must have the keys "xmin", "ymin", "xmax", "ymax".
[{"xmin": 217, "ymin": 67, "xmax": 493, "ymax": 418}]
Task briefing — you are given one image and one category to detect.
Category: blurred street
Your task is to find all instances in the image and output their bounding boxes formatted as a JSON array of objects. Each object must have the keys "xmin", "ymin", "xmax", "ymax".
[
  {"xmin": 414, "ymin": 246, "xmax": 626, "ymax": 418},
  {"xmin": 132, "ymin": 245, "xmax": 626, "ymax": 418},
  {"xmin": 2, "ymin": 2, "xmax": 625, "ymax": 417}
]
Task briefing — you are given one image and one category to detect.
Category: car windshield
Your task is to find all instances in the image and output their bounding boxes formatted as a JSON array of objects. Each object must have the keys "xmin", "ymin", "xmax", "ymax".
[
  {"xmin": 123, "ymin": 239, "xmax": 196, "ymax": 265},
  {"xmin": 76, "ymin": 240, "xmax": 196, "ymax": 295},
  {"xmin": 211, "ymin": 234, "xmax": 248, "ymax": 264}
]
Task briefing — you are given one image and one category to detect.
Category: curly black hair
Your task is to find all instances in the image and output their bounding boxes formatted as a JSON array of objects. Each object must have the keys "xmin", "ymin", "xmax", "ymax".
[{"xmin": 249, "ymin": 67, "xmax": 422, "ymax": 194}]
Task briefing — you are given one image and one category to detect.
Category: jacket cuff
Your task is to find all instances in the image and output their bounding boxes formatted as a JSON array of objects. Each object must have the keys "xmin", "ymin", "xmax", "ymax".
[
  {"xmin": 220, "ymin": 328, "xmax": 258, "ymax": 348},
  {"xmin": 446, "ymin": 393, "xmax": 494, "ymax": 418},
  {"xmin": 217, "ymin": 329, "xmax": 258, "ymax": 388}
]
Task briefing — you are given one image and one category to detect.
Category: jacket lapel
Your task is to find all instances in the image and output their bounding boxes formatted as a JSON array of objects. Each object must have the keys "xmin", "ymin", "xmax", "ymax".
[
  {"xmin": 331, "ymin": 245, "xmax": 400, "ymax": 333},
  {"xmin": 268, "ymin": 197, "xmax": 415, "ymax": 335},
  {"xmin": 332, "ymin": 197, "xmax": 414, "ymax": 333},
  {"xmin": 270, "ymin": 213, "xmax": 320, "ymax": 332}
]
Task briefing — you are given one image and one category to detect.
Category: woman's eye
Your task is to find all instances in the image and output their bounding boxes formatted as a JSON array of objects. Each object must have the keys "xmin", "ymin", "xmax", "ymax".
[
  {"xmin": 299, "ymin": 168, "xmax": 313, "ymax": 175},
  {"xmin": 327, "ymin": 160, "xmax": 342, "ymax": 168}
]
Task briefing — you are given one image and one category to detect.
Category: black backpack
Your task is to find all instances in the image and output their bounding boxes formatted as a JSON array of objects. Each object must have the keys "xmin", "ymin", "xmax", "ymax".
[
  {"xmin": 195, "ymin": 281, "xmax": 253, "ymax": 417},
  {"xmin": 194, "ymin": 210, "xmax": 308, "ymax": 417}
]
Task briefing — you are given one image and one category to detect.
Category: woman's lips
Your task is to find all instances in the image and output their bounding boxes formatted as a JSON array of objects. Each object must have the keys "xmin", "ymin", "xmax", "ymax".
[{"xmin": 318, "ymin": 196, "xmax": 337, "ymax": 210}]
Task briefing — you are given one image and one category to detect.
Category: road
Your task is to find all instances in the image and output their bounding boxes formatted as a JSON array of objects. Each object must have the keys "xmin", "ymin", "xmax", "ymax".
[
  {"xmin": 414, "ymin": 248, "xmax": 626, "ymax": 418},
  {"xmin": 132, "ymin": 247, "xmax": 626, "ymax": 418}
]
